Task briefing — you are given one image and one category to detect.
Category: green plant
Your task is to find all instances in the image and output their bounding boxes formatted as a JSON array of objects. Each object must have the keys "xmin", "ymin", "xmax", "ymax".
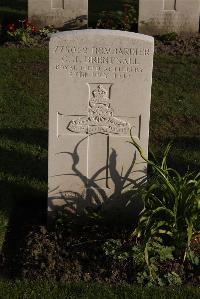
[
  {"xmin": 6, "ymin": 18, "xmax": 37, "ymax": 46},
  {"xmin": 164, "ymin": 271, "xmax": 182, "ymax": 286},
  {"xmin": 187, "ymin": 249, "xmax": 199, "ymax": 267},
  {"xmin": 5, "ymin": 19, "xmax": 57, "ymax": 46},
  {"xmin": 39, "ymin": 26, "xmax": 58, "ymax": 39},
  {"xmin": 96, "ymin": 4, "xmax": 137, "ymax": 31},
  {"xmin": 7, "ymin": 27, "xmax": 33, "ymax": 46},
  {"xmin": 103, "ymin": 239, "xmax": 129, "ymax": 262},
  {"xmin": 132, "ymin": 239, "xmax": 180, "ymax": 286},
  {"xmin": 130, "ymin": 134, "xmax": 200, "ymax": 277}
]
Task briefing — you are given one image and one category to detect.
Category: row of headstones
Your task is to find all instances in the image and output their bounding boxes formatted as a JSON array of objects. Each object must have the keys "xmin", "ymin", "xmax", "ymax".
[{"xmin": 29, "ymin": 0, "xmax": 200, "ymax": 34}]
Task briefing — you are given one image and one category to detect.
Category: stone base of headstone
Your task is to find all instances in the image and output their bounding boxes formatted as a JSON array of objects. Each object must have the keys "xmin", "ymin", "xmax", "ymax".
[{"xmin": 139, "ymin": 0, "xmax": 200, "ymax": 35}]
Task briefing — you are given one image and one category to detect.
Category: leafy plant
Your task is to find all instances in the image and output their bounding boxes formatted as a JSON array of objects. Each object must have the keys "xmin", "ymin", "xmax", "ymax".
[
  {"xmin": 130, "ymin": 133, "xmax": 200, "ymax": 277},
  {"xmin": 5, "ymin": 18, "xmax": 57, "ymax": 46},
  {"xmin": 103, "ymin": 239, "xmax": 129, "ymax": 262},
  {"xmin": 96, "ymin": 4, "xmax": 137, "ymax": 31},
  {"xmin": 164, "ymin": 271, "xmax": 182, "ymax": 286},
  {"xmin": 39, "ymin": 26, "xmax": 58, "ymax": 39},
  {"xmin": 187, "ymin": 249, "xmax": 199, "ymax": 267},
  {"xmin": 132, "ymin": 239, "xmax": 179, "ymax": 286},
  {"xmin": 6, "ymin": 18, "xmax": 37, "ymax": 46}
]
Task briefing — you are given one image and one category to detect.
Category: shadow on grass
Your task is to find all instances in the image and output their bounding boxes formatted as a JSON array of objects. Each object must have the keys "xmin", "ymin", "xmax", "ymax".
[
  {"xmin": 0, "ymin": 128, "xmax": 47, "ymax": 183},
  {"xmin": 0, "ymin": 128, "xmax": 47, "ymax": 150},
  {"xmin": 161, "ymin": 136, "xmax": 200, "ymax": 174},
  {"xmin": 0, "ymin": 0, "xmax": 27, "ymax": 26},
  {"xmin": 1, "ymin": 182, "xmax": 46, "ymax": 278},
  {"xmin": 0, "ymin": 128, "xmax": 47, "ymax": 278},
  {"xmin": 0, "ymin": 0, "xmax": 27, "ymax": 11}
]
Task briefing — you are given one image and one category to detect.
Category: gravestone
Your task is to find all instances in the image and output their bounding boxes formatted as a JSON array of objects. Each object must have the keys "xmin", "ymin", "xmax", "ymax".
[
  {"xmin": 48, "ymin": 29, "xmax": 154, "ymax": 218},
  {"xmin": 139, "ymin": 0, "xmax": 200, "ymax": 35},
  {"xmin": 28, "ymin": 0, "xmax": 88, "ymax": 29}
]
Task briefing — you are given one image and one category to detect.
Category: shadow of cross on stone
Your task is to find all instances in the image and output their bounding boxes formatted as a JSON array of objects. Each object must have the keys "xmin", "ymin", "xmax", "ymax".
[{"xmin": 58, "ymin": 83, "xmax": 141, "ymax": 191}]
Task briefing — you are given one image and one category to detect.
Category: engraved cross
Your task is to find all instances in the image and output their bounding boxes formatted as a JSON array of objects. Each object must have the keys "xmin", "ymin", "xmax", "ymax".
[
  {"xmin": 52, "ymin": 0, "xmax": 64, "ymax": 9},
  {"xmin": 164, "ymin": 0, "xmax": 176, "ymax": 10},
  {"xmin": 58, "ymin": 83, "xmax": 139, "ymax": 190}
]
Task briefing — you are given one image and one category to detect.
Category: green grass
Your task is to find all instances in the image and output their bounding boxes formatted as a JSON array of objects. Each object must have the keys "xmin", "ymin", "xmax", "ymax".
[
  {"xmin": 0, "ymin": 280, "xmax": 199, "ymax": 299},
  {"xmin": 0, "ymin": 48, "xmax": 48, "ymax": 246},
  {"xmin": 150, "ymin": 54, "xmax": 200, "ymax": 172},
  {"xmin": 0, "ymin": 48, "xmax": 199, "ymax": 250}
]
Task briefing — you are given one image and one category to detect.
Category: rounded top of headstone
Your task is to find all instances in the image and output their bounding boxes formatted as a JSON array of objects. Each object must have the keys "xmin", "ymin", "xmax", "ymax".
[{"xmin": 50, "ymin": 29, "xmax": 154, "ymax": 43}]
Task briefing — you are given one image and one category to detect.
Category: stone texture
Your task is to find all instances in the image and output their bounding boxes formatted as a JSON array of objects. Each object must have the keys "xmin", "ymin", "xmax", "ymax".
[
  {"xmin": 28, "ymin": 0, "xmax": 88, "ymax": 29},
  {"xmin": 48, "ymin": 29, "xmax": 154, "ymax": 217},
  {"xmin": 139, "ymin": 0, "xmax": 200, "ymax": 35}
]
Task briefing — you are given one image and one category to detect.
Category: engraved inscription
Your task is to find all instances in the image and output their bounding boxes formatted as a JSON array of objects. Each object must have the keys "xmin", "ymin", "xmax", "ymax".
[
  {"xmin": 52, "ymin": 0, "xmax": 64, "ymax": 9},
  {"xmin": 54, "ymin": 45, "xmax": 153, "ymax": 80},
  {"xmin": 67, "ymin": 84, "xmax": 130, "ymax": 135}
]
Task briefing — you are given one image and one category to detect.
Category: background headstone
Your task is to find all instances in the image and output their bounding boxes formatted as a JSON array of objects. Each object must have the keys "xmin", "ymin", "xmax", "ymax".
[
  {"xmin": 48, "ymin": 29, "xmax": 154, "ymax": 218},
  {"xmin": 139, "ymin": 0, "xmax": 200, "ymax": 35},
  {"xmin": 28, "ymin": 0, "xmax": 88, "ymax": 29}
]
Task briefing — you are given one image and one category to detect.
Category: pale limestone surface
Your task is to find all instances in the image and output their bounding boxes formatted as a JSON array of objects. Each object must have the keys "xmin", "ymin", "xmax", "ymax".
[
  {"xmin": 48, "ymin": 30, "xmax": 154, "ymax": 217},
  {"xmin": 139, "ymin": 0, "xmax": 200, "ymax": 35},
  {"xmin": 28, "ymin": 0, "xmax": 88, "ymax": 29}
]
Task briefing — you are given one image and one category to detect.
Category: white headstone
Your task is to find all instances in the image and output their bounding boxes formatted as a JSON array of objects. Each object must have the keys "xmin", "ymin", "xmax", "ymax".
[
  {"xmin": 139, "ymin": 0, "xmax": 200, "ymax": 35},
  {"xmin": 28, "ymin": 0, "xmax": 88, "ymax": 29},
  {"xmin": 48, "ymin": 30, "xmax": 154, "ymax": 217}
]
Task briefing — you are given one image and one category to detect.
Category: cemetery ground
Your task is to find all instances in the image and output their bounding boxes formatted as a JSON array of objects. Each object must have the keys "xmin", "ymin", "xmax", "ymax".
[
  {"xmin": 0, "ymin": 280, "xmax": 200, "ymax": 299},
  {"xmin": 0, "ymin": 0, "xmax": 200, "ymax": 297},
  {"xmin": 0, "ymin": 39, "xmax": 199, "ymax": 296}
]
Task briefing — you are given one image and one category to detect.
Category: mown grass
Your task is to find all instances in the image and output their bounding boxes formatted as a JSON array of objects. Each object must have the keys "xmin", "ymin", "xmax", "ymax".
[
  {"xmin": 0, "ymin": 48, "xmax": 199, "ymax": 250},
  {"xmin": 151, "ymin": 54, "xmax": 200, "ymax": 173},
  {"xmin": 0, "ymin": 48, "xmax": 48, "ymax": 246},
  {"xmin": 0, "ymin": 280, "xmax": 200, "ymax": 299}
]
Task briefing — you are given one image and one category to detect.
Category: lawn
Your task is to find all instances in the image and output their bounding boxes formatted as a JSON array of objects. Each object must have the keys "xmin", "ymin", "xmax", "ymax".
[
  {"xmin": 0, "ymin": 48, "xmax": 48, "ymax": 246},
  {"xmin": 0, "ymin": 280, "xmax": 200, "ymax": 299}
]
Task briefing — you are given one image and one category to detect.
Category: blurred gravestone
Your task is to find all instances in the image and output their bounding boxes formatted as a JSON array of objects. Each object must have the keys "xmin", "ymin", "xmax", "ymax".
[
  {"xmin": 48, "ymin": 29, "xmax": 154, "ymax": 218},
  {"xmin": 28, "ymin": 0, "xmax": 88, "ymax": 29},
  {"xmin": 139, "ymin": 0, "xmax": 200, "ymax": 35}
]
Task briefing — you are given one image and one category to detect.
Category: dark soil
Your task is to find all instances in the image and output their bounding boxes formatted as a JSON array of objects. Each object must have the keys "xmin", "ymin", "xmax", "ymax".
[
  {"xmin": 155, "ymin": 34, "xmax": 200, "ymax": 57},
  {"xmin": 1, "ymin": 214, "xmax": 135, "ymax": 283},
  {"xmin": 1, "ymin": 212, "xmax": 199, "ymax": 285}
]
